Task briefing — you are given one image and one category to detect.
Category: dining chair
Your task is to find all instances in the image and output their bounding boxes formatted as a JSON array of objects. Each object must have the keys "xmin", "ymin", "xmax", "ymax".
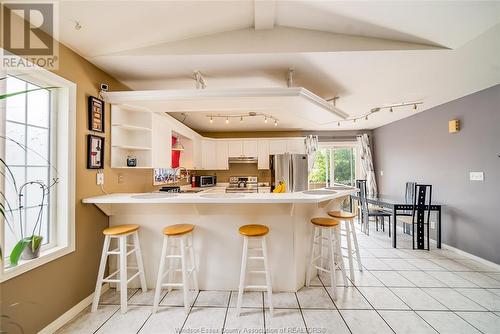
[
  {"xmin": 356, "ymin": 179, "xmax": 392, "ymax": 236},
  {"xmin": 412, "ymin": 184, "xmax": 433, "ymax": 250},
  {"xmin": 397, "ymin": 182, "xmax": 416, "ymax": 235}
]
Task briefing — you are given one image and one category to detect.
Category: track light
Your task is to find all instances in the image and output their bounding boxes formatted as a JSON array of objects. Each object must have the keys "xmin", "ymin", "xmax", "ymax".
[
  {"xmin": 264, "ymin": 117, "xmax": 268, "ymax": 123},
  {"xmin": 337, "ymin": 122, "xmax": 340, "ymax": 127},
  {"xmin": 353, "ymin": 119, "xmax": 356, "ymax": 123},
  {"xmin": 225, "ymin": 117, "xmax": 229, "ymax": 124},
  {"xmin": 274, "ymin": 120, "xmax": 278, "ymax": 126},
  {"xmin": 414, "ymin": 104, "xmax": 418, "ymax": 111},
  {"xmin": 209, "ymin": 117, "xmax": 213, "ymax": 123},
  {"xmin": 390, "ymin": 107, "xmax": 393, "ymax": 113},
  {"xmin": 240, "ymin": 116, "xmax": 243, "ymax": 123},
  {"xmin": 365, "ymin": 115, "xmax": 369, "ymax": 120}
]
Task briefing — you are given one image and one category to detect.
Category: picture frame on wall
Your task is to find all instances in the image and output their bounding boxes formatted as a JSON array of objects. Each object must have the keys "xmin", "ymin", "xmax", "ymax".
[
  {"xmin": 88, "ymin": 96, "xmax": 105, "ymax": 132},
  {"xmin": 87, "ymin": 135, "xmax": 104, "ymax": 169}
]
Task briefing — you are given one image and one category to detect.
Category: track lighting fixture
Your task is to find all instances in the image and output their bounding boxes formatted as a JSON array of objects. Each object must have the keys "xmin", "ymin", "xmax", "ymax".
[
  {"xmin": 274, "ymin": 120, "xmax": 278, "ymax": 126},
  {"xmin": 210, "ymin": 117, "xmax": 213, "ymax": 123},
  {"xmin": 264, "ymin": 117, "xmax": 268, "ymax": 123},
  {"xmin": 207, "ymin": 112, "xmax": 279, "ymax": 125},
  {"xmin": 335, "ymin": 100, "xmax": 423, "ymax": 126},
  {"xmin": 225, "ymin": 117, "xmax": 229, "ymax": 124}
]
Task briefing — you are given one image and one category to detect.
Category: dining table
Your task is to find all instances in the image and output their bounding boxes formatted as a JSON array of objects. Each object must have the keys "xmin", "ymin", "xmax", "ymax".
[{"xmin": 349, "ymin": 193, "xmax": 442, "ymax": 249}]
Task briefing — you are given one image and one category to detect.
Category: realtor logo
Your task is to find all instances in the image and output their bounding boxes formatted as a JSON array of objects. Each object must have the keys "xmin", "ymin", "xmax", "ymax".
[{"xmin": 1, "ymin": 2, "xmax": 59, "ymax": 69}]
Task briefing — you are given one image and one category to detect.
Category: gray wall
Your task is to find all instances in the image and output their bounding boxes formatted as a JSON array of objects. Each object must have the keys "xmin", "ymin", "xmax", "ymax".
[{"xmin": 373, "ymin": 85, "xmax": 500, "ymax": 264}]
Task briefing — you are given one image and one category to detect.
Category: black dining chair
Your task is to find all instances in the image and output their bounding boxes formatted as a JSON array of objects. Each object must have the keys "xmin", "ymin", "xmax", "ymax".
[
  {"xmin": 412, "ymin": 184, "xmax": 433, "ymax": 250},
  {"xmin": 356, "ymin": 179, "xmax": 392, "ymax": 237},
  {"xmin": 397, "ymin": 182, "xmax": 416, "ymax": 235}
]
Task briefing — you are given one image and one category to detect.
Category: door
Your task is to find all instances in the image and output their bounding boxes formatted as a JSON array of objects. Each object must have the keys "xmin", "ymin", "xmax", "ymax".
[
  {"xmin": 216, "ymin": 141, "xmax": 229, "ymax": 170},
  {"xmin": 227, "ymin": 140, "xmax": 243, "ymax": 157},
  {"xmin": 201, "ymin": 140, "xmax": 217, "ymax": 169},
  {"xmin": 243, "ymin": 140, "xmax": 258, "ymax": 157}
]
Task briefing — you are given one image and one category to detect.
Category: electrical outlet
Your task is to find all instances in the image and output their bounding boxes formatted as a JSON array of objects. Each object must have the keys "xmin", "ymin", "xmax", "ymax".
[
  {"xmin": 118, "ymin": 173, "xmax": 124, "ymax": 184},
  {"xmin": 430, "ymin": 221, "xmax": 436, "ymax": 230},
  {"xmin": 96, "ymin": 171, "xmax": 104, "ymax": 185}
]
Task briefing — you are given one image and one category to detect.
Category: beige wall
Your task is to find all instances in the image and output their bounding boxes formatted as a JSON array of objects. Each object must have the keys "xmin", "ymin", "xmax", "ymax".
[{"xmin": 0, "ymin": 44, "xmax": 154, "ymax": 333}]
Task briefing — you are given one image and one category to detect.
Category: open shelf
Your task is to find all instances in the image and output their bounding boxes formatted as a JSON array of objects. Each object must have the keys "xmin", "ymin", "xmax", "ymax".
[
  {"xmin": 111, "ymin": 124, "xmax": 152, "ymax": 132},
  {"xmin": 112, "ymin": 145, "xmax": 151, "ymax": 151}
]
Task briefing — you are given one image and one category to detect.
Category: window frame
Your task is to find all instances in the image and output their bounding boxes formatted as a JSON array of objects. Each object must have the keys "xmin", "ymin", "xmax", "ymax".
[{"xmin": 0, "ymin": 67, "xmax": 76, "ymax": 282}]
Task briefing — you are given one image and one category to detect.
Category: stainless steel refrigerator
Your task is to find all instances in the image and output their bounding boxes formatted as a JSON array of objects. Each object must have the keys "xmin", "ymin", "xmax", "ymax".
[{"xmin": 270, "ymin": 154, "xmax": 308, "ymax": 192}]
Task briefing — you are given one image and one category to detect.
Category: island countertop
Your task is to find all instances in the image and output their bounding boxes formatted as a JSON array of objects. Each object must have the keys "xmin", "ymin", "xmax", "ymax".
[{"xmin": 82, "ymin": 188, "xmax": 357, "ymax": 204}]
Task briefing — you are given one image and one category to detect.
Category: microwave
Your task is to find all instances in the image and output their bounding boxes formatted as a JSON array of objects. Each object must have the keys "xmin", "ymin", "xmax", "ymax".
[{"xmin": 194, "ymin": 175, "xmax": 217, "ymax": 187}]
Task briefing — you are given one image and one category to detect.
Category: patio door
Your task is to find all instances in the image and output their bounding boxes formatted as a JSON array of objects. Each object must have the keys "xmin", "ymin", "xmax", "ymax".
[{"xmin": 309, "ymin": 142, "xmax": 360, "ymax": 188}]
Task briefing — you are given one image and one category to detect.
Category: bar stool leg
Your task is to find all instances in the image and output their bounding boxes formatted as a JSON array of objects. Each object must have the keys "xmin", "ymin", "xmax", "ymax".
[
  {"xmin": 188, "ymin": 233, "xmax": 199, "ymax": 294},
  {"xmin": 166, "ymin": 238, "xmax": 176, "ymax": 293},
  {"xmin": 180, "ymin": 236, "xmax": 190, "ymax": 313},
  {"xmin": 344, "ymin": 220, "xmax": 355, "ymax": 281},
  {"xmin": 133, "ymin": 231, "xmax": 147, "ymax": 293},
  {"xmin": 119, "ymin": 235, "xmax": 128, "ymax": 314},
  {"xmin": 350, "ymin": 221, "xmax": 363, "ymax": 272},
  {"xmin": 92, "ymin": 235, "xmax": 111, "ymax": 312},
  {"xmin": 236, "ymin": 236, "xmax": 249, "ymax": 316},
  {"xmin": 153, "ymin": 236, "xmax": 169, "ymax": 313},
  {"xmin": 262, "ymin": 236, "xmax": 273, "ymax": 317},
  {"xmin": 306, "ymin": 226, "xmax": 317, "ymax": 287},
  {"xmin": 328, "ymin": 228, "xmax": 337, "ymax": 299},
  {"xmin": 334, "ymin": 228, "xmax": 348, "ymax": 287}
]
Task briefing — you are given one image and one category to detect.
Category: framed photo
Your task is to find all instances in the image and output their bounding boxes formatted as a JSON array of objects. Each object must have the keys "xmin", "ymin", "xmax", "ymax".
[
  {"xmin": 87, "ymin": 135, "xmax": 104, "ymax": 169},
  {"xmin": 88, "ymin": 96, "xmax": 105, "ymax": 132}
]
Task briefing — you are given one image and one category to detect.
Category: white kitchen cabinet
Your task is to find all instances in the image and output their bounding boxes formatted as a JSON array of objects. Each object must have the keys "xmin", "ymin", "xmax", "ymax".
[
  {"xmin": 243, "ymin": 140, "xmax": 258, "ymax": 157},
  {"xmin": 257, "ymin": 140, "xmax": 270, "ymax": 169},
  {"xmin": 216, "ymin": 141, "xmax": 229, "ymax": 170},
  {"xmin": 227, "ymin": 140, "xmax": 243, "ymax": 157},
  {"xmin": 286, "ymin": 138, "xmax": 306, "ymax": 154},
  {"xmin": 151, "ymin": 113, "xmax": 173, "ymax": 168},
  {"xmin": 201, "ymin": 140, "xmax": 217, "ymax": 170},
  {"xmin": 269, "ymin": 140, "xmax": 288, "ymax": 155}
]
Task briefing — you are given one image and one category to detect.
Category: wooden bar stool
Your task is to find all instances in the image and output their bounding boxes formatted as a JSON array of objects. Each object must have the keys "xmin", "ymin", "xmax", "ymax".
[
  {"xmin": 236, "ymin": 224, "xmax": 273, "ymax": 317},
  {"xmin": 152, "ymin": 224, "xmax": 199, "ymax": 313},
  {"xmin": 92, "ymin": 224, "xmax": 147, "ymax": 314},
  {"xmin": 306, "ymin": 218, "xmax": 348, "ymax": 299},
  {"xmin": 328, "ymin": 211, "xmax": 363, "ymax": 282}
]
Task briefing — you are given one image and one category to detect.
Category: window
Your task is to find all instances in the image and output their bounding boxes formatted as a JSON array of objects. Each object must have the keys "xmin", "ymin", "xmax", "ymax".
[
  {"xmin": 309, "ymin": 142, "xmax": 360, "ymax": 188},
  {"xmin": 1, "ymin": 67, "xmax": 76, "ymax": 281},
  {"xmin": 4, "ymin": 76, "xmax": 52, "ymax": 256}
]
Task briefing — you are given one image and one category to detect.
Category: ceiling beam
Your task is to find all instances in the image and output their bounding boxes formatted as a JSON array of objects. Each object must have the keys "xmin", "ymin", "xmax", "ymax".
[{"xmin": 254, "ymin": 0, "xmax": 275, "ymax": 30}]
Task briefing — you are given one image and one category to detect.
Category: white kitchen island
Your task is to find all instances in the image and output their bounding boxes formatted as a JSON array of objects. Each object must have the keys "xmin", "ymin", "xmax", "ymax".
[{"xmin": 83, "ymin": 188, "xmax": 356, "ymax": 292}]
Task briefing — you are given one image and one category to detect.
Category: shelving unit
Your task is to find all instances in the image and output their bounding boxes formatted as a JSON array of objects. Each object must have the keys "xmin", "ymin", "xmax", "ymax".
[{"xmin": 111, "ymin": 104, "xmax": 153, "ymax": 168}]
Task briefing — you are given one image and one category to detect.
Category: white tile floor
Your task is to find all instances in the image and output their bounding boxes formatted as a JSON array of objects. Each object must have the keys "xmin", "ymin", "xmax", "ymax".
[{"xmin": 57, "ymin": 222, "xmax": 500, "ymax": 334}]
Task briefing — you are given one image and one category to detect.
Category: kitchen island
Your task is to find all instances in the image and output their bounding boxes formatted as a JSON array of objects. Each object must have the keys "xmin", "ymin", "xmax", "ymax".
[{"xmin": 83, "ymin": 188, "xmax": 356, "ymax": 292}]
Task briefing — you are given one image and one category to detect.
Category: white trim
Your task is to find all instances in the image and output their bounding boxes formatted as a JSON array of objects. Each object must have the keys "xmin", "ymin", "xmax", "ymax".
[{"xmin": 38, "ymin": 284, "xmax": 110, "ymax": 334}]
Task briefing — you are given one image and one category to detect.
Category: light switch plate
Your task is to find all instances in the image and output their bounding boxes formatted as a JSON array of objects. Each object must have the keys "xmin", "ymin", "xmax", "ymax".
[
  {"xmin": 96, "ymin": 171, "xmax": 104, "ymax": 185},
  {"xmin": 469, "ymin": 172, "xmax": 484, "ymax": 181}
]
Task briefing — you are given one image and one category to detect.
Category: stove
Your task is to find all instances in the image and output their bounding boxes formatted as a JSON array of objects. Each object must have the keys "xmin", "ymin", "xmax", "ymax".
[{"xmin": 226, "ymin": 176, "xmax": 258, "ymax": 193}]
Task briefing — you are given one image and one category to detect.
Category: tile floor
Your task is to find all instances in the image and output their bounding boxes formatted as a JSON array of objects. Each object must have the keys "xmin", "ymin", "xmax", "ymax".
[{"xmin": 58, "ymin": 222, "xmax": 500, "ymax": 334}]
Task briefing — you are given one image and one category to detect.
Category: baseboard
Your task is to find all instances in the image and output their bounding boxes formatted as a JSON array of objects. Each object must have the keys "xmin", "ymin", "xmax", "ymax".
[
  {"xmin": 38, "ymin": 284, "xmax": 110, "ymax": 334},
  {"xmin": 438, "ymin": 242, "xmax": 500, "ymax": 270}
]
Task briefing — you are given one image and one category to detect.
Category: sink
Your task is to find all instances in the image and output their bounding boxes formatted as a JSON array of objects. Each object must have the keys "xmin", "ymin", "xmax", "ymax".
[
  {"xmin": 199, "ymin": 193, "xmax": 246, "ymax": 199},
  {"xmin": 302, "ymin": 190, "xmax": 337, "ymax": 195},
  {"xmin": 326, "ymin": 186, "xmax": 353, "ymax": 190},
  {"xmin": 131, "ymin": 193, "xmax": 178, "ymax": 199}
]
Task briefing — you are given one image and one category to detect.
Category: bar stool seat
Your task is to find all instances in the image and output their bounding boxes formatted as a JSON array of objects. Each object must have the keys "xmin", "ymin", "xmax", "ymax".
[
  {"xmin": 92, "ymin": 224, "xmax": 147, "ymax": 314},
  {"xmin": 239, "ymin": 224, "xmax": 269, "ymax": 236},
  {"xmin": 103, "ymin": 224, "xmax": 140, "ymax": 235},
  {"xmin": 311, "ymin": 217, "xmax": 341, "ymax": 227},
  {"xmin": 163, "ymin": 224, "xmax": 195, "ymax": 236},
  {"xmin": 327, "ymin": 211, "xmax": 356, "ymax": 220},
  {"xmin": 237, "ymin": 224, "xmax": 273, "ymax": 317}
]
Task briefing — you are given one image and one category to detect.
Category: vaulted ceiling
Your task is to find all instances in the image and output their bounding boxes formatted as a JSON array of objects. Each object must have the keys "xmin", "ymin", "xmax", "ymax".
[{"xmin": 58, "ymin": 1, "xmax": 500, "ymax": 131}]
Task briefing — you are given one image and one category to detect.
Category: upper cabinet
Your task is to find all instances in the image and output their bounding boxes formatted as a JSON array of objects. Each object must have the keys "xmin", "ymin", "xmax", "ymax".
[
  {"xmin": 201, "ymin": 140, "xmax": 217, "ymax": 170},
  {"xmin": 286, "ymin": 138, "xmax": 306, "ymax": 154},
  {"xmin": 227, "ymin": 141, "xmax": 243, "ymax": 157},
  {"xmin": 243, "ymin": 140, "xmax": 258, "ymax": 157},
  {"xmin": 151, "ymin": 113, "xmax": 172, "ymax": 168},
  {"xmin": 269, "ymin": 140, "xmax": 288, "ymax": 155},
  {"xmin": 215, "ymin": 141, "xmax": 229, "ymax": 170},
  {"xmin": 257, "ymin": 140, "xmax": 270, "ymax": 170}
]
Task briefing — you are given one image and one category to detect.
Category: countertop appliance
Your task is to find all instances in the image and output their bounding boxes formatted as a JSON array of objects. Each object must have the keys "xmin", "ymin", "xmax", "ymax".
[
  {"xmin": 270, "ymin": 153, "xmax": 308, "ymax": 192},
  {"xmin": 226, "ymin": 176, "xmax": 258, "ymax": 193},
  {"xmin": 159, "ymin": 186, "xmax": 203, "ymax": 193},
  {"xmin": 193, "ymin": 175, "xmax": 217, "ymax": 187}
]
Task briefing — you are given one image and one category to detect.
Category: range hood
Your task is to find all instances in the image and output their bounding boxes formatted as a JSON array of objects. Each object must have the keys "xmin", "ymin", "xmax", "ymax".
[{"xmin": 228, "ymin": 157, "xmax": 258, "ymax": 164}]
